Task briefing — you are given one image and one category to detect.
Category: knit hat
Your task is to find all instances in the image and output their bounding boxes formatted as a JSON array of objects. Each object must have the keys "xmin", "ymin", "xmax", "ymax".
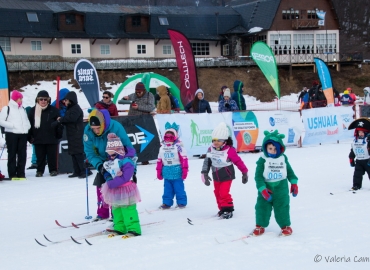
[
  {"xmin": 11, "ymin": 90, "xmax": 23, "ymax": 101},
  {"xmin": 344, "ymin": 90, "xmax": 349, "ymax": 95},
  {"xmin": 347, "ymin": 88, "xmax": 352, "ymax": 92},
  {"xmin": 211, "ymin": 122, "xmax": 229, "ymax": 140},
  {"xmin": 223, "ymin": 88, "xmax": 231, "ymax": 98},
  {"xmin": 106, "ymin": 133, "xmax": 126, "ymax": 156},
  {"xmin": 88, "ymin": 109, "xmax": 105, "ymax": 136},
  {"xmin": 135, "ymin": 82, "xmax": 146, "ymax": 92},
  {"xmin": 37, "ymin": 90, "xmax": 50, "ymax": 98},
  {"xmin": 195, "ymin": 89, "xmax": 204, "ymax": 99},
  {"xmin": 221, "ymin": 85, "xmax": 227, "ymax": 91}
]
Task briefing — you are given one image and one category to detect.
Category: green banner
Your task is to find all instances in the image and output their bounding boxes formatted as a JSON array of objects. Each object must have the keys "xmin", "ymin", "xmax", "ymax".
[{"xmin": 251, "ymin": 41, "xmax": 280, "ymax": 98}]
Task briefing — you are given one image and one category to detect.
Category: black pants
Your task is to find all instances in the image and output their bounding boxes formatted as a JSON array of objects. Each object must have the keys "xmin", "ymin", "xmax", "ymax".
[
  {"xmin": 35, "ymin": 144, "xmax": 58, "ymax": 173},
  {"xmin": 353, "ymin": 159, "xmax": 370, "ymax": 188},
  {"xmin": 5, "ymin": 132, "xmax": 28, "ymax": 178},
  {"xmin": 71, "ymin": 153, "xmax": 85, "ymax": 176}
]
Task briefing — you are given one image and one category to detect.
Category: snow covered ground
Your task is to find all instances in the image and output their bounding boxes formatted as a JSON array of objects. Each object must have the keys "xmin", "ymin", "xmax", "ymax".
[{"xmin": 1, "ymin": 81, "xmax": 369, "ymax": 270}]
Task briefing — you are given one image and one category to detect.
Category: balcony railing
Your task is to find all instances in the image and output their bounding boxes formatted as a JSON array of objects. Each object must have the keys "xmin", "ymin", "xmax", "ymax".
[{"xmin": 292, "ymin": 19, "xmax": 319, "ymax": 29}]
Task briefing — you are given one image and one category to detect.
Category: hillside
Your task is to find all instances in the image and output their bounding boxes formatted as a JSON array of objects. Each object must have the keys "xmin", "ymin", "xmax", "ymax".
[{"xmin": 9, "ymin": 63, "xmax": 370, "ymax": 102}]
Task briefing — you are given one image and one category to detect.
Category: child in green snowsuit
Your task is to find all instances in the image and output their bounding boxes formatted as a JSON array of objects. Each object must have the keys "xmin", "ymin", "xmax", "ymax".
[{"xmin": 253, "ymin": 130, "xmax": 298, "ymax": 237}]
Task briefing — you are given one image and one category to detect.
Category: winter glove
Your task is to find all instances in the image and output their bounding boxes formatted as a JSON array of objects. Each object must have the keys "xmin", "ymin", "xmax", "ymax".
[
  {"xmin": 290, "ymin": 184, "xmax": 298, "ymax": 197},
  {"xmin": 201, "ymin": 172, "xmax": 212, "ymax": 186},
  {"xmin": 224, "ymin": 103, "xmax": 230, "ymax": 108},
  {"xmin": 103, "ymin": 171, "xmax": 113, "ymax": 182},
  {"xmin": 242, "ymin": 173, "xmax": 248, "ymax": 184},
  {"xmin": 261, "ymin": 189, "xmax": 273, "ymax": 202},
  {"xmin": 182, "ymin": 168, "xmax": 188, "ymax": 180},
  {"xmin": 157, "ymin": 171, "xmax": 163, "ymax": 180},
  {"xmin": 350, "ymin": 159, "xmax": 355, "ymax": 167}
]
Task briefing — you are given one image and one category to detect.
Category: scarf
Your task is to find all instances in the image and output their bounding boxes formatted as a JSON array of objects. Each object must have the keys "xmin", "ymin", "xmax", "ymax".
[{"xmin": 34, "ymin": 103, "xmax": 48, "ymax": 128}]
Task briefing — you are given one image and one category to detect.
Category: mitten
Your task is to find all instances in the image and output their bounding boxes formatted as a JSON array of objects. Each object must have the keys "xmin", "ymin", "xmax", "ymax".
[
  {"xmin": 156, "ymin": 159, "xmax": 163, "ymax": 180},
  {"xmin": 290, "ymin": 184, "xmax": 298, "ymax": 197},
  {"xmin": 103, "ymin": 171, "xmax": 113, "ymax": 182},
  {"xmin": 350, "ymin": 159, "xmax": 355, "ymax": 167},
  {"xmin": 182, "ymin": 168, "xmax": 188, "ymax": 180},
  {"xmin": 261, "ymin": 189, "xmax": 273, "ymax": 202},
  {"xmin": 201, "ymin": 172, "xmax": 212, "ymax": 186},
  {"xmin": 242, "ymin": 173, "xmax": 248, "ymax": 184},
  {"xmin": 225, "ymin": 103, "xmax": 230, "ymax": 108},
  {"xmin": 157, "ymin": 170, "xmax": 163, "ymax": 180}
]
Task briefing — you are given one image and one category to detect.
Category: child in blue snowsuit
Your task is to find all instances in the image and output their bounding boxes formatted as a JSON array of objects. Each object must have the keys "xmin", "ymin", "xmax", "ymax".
[{"xmin": 156, "ymin": 122, "xmax": 189, "ymax": 209}]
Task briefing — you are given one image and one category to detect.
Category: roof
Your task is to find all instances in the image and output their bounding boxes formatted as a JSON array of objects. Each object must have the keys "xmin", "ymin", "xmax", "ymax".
[{"xmin": 231, "ymin": 0, "xmax": 281, "ymax": 34}]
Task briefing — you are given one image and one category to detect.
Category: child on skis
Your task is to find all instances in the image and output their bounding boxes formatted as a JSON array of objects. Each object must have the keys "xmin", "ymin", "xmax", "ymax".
[
  {"xmin": 253, "ymin": 130, "xmax": 298, "ymax": 237},
  {"xmin": 349, "ymin": 126, "xmax": 370, "ymax": 191},
  {"xmin": 201, "ymin": 122, "xmax": 248, "ymax": 219},
  {"xmin": 100, "ymin": 133, "xmax": 141, "ymax": 237},
  {"xmin": 156, "ymin": 122, "xmax": 188, "ymax": 209}
]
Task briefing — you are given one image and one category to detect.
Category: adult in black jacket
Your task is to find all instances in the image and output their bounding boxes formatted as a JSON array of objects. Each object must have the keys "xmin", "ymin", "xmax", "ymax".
[
  {"xmin": 184, "ymin": 89, "xmax": 212, "ymax": 113},
  {"xmin": 28, "ymin": 90, "xmax": 60, "ymax": 177},
  {"xmin": 57, "ymin": 91, "xmax": 91, "ymax": 178}
]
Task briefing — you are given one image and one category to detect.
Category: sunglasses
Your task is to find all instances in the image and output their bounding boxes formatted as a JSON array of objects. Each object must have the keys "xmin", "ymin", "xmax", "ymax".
[
  {"xmin": 212, "ymin": 139, "xmax": 225, "ymax": 143},
  {"xmin": 108, "ymin": 153, "xmax": 117, "ymax": 158},
  {"xmin": 38, "ymin": 98, "xmax": 49, "ymax": 101},
  {"xmin": 164, "ymin": 135, "xmax": 175, "ymax": 141},
  {"xmin": 103, "ymin": 96, "xmax": 110, "ymax": 99}
]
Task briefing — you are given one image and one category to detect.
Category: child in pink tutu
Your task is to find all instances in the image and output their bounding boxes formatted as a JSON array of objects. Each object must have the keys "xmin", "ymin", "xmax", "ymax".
[{"xmin": 101, "ymin": 133, "xmax": 141, "ymax": 236}]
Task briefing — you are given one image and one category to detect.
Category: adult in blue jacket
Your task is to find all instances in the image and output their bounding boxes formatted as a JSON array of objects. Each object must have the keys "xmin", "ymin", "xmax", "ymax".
[
  {"xmin": 83, "ymin": 108, "xmax": 136, "ymax": 220},
  {"xmin": 231, "ymin": 80, "xmax": 246, "ymax": 110},
  {"xmin": 51, "ymin": 88, "xmax": 70, "ymax": 117},
  {"xmin": 184, "ymin": 89, "xmax": 212, "ymax": 113}
]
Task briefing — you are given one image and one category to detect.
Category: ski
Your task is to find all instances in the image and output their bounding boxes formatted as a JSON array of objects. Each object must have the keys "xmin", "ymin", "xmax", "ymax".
[
  {"xmin": 0, "ymin": 177, "xmax": 27, "ymax": 181},
  {"xmin": 55, "ymin": 218, "xmax": 109, "ymax": 229},
  {"xmin": 215, "ymin": 232, "xmax": 277, "ymax": 244}
]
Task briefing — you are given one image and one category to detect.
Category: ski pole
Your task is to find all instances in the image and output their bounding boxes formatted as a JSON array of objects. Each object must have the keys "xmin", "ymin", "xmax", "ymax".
[
  {"xmin": 85, "ymin": 159, "xmax": 92, "ymax": 220},
  {"xmin": 0, "ymin": 143, "xmax": 6, "ymax": 159}
]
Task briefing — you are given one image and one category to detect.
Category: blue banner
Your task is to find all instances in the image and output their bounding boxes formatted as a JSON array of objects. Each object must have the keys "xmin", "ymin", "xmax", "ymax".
[
  {"xmin": 314, "ymin": 57, "xmax": 334, "ymax": 106},
  {"xmin": 0, "ymin": 47, "xmax": 9, "ymax": 110},
  {"xmin": 73, "ymin": 59, "xmax": 100, "ymax": 107}
]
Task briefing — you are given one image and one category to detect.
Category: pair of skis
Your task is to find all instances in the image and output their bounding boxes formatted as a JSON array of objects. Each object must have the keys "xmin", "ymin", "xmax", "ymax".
[{"xmin": 54, "ymin": 219, "xmax": 109, "ymax": 229}]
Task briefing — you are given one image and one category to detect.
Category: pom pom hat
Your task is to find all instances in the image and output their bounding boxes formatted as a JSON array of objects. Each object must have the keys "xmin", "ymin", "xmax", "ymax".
[
  {"xmin": 11, "ymin": 90, "xmax": 23, "ymax": 101},
  {"xmin": 223, "ymin": 88, "xmax": 231, "ymax": 98},
  {"xmin": 106, "ymin": 133, "xmax": 126, "ymax": 156},
  {"xmin": 211, "ymin": 122, "xmax": 229, "ymax": 140}
]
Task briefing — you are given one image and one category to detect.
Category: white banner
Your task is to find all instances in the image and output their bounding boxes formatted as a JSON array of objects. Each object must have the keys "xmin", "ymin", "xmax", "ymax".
[
  {"xmin": 253, "ymin": 111, "xmax": 303, "ymax": 148},
  {"xmin": 156, "ymin": 113, "xmax": 234, "ymax": 155},
  {"xmin": 302, "ymin": 106, "xmax": 353, "ymax": 145}
]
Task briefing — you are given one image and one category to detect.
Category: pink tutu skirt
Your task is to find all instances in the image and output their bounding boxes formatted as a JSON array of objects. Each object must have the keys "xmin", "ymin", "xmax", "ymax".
[{"xmin": 101, "ymin": 181, "xmax": 141, "ymax": 207}]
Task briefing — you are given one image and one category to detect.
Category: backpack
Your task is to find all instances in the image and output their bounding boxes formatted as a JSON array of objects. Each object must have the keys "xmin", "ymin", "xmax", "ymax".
[{"xmin": 0, "ymin": 106, "xmax": 10, "ymax": 135}]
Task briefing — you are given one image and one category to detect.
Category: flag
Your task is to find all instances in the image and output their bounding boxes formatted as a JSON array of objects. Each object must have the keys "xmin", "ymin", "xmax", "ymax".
[
  {"xmin": 251, "ymin": 41, "xmax": 280, "ymax": 98},
  {"xmin": 314, "ymin": 57, "xmax": 334, "ymax": 106},
  {"xmin": 316, "ymin": 11, "xmax": 326, "ymax": 26},
  {"xmin": 168, "ymin": 29, "xmax": 199, "ymax": 106},
  {"xmin": 74, "ymin": 59, "xmax": 100, "ymax": 107},
  {"xmin": 0, "ymin": 46, "xmax": 9, "ymax": 110}
]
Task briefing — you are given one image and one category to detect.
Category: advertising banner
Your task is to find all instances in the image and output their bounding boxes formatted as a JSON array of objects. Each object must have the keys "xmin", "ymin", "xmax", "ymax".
[
  {"xmin": 74, "ymin": 59, "xmax": 100, "ymax": 107},
  {"xmin": 302, "ymin": 106, "xmax": 353, "ymax": 145},
  {"xmin": 0, "ymin": 46, "xmax": 9, "ymax": 110},
  {"xmin": 156, "ymin": 113, "xmax": 233, "ymax": 156},
  {"xmin": 314, "ymin": 57, "xmax": 334, "ymax": 106},
  {"xmin": 168, "ymin": 29, "xmax": 199, "ymax": 106}
]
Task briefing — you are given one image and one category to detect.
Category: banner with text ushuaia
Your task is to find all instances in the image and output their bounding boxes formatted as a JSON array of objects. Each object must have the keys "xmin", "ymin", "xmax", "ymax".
[
  {"xmin": 0, "ymin": 46, "xmax": 9, "ymax": 110},
  {"xmin": 168, "ymin": 29, "xmax": 198, "ymax": 106},
  {"xmin": 74, "ymin": 59, "xmax": 100, "ymax": 107},
  {"xmin": 251, "ymin": 41, "xmax": 280, "ymax": 99},
  {"xmin": 314, "ymin": 57, "xmax": 335, "ymax": 106}
]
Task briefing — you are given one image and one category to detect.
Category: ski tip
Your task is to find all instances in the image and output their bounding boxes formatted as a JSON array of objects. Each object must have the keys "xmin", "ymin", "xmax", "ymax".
[
  {"xmin": 35, "ymin": 238, "xmax": 46, "ymax": 247},
  {"xmin": 85, "ymin": 239, "xmax": 93, "ymax": 245},
  {"xmin": 71, "ymin": 222, "xmax": 80, "ymax": 228},
  {"xmin": 187, "ymin": 220, "xmax": 194, "ymax": 225},
  {"xmin": 55, "ymin": 220, "xmax": 67, "ymax": 228},
  {"xmin": 187, "ymin": 218, "xmax": 192, "ymax": 222},
  {"xmin": 70, "ymin": 236, "xmax": 82, "ymax": 244},
  {"xmin": 330, "ymin": 192, "xmax": 333, "ymax": 195},
  {"xmin": 43, "ymin": 234, "xmax": 52, "ymax": 242}
]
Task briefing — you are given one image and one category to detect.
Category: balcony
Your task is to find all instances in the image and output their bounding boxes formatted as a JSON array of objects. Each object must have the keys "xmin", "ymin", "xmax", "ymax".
[{"xmin": 292, "ymin": 19, "xmax": 319, "ymax": 30}]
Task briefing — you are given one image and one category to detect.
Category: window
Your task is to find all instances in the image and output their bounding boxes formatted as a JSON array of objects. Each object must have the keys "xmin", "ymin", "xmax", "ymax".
[
  {"xmin": 316, "ymin": 33, "xmax": 337, "ymax": 53},
  {"xmin": 293, "ymin": 34, "xmax": 314, "ymax": 54},
  {"xmin": 270, "ymin": 34, "xmax": 291, "ymax": 55},
  {"xmin": 66, "ymin": 14, "xmax": 76, "ymax": 25},
  {"xmin": 132, "ymin": 16, "xmax": 141, "ymax": 26},
  {"xmin": 295, "ymin": 10, "xmax": 300, "ymax": 19},
  {"xmin": 158, "ymin": 17, "xmax": 169, "ymax": 26},
  {"xmin": 223, "ymin": 44, "xmax": 229, "ymax": 56},
  {"xmin": 31, "ymin": 41, "xmax": 42, "ymax": 51},
  {"xmin": 100, "ymin": 45, "xmax": 110, "ymax": 55},
  {"xmin": 0, "ymin": 37, "xmax": 11, "ymax": 51},
  {"xmin": 163, "ymin": 45, "xmax": 171, "ymax": 55},
  {"xmin": 137, "ymin": 44, "xmax": 146, "ymax": 54},
  {"xmin": 26, "ymin": 12, "xmax": 39, "ymax": 22},
  {"xmin": 308, "ymin": 10, "xmax": 318, "ymax": 19},
  {"xmin": 282, "ymin": 10, "xmax": 287, "ymax": 20},
  {"xmin": 71, "ymin": 44, "xmax": 81, "ymax": 54},
  {"xmin": 191, "ymin": 43, "xmax": 210, "ymax": 56},
  {"xmin": 258, "ymin": 35, "xmax": 267, "ymax": 42}
]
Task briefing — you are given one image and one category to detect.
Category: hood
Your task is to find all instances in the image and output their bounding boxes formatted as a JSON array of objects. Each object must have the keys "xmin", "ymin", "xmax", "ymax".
[
  {"xmin": 233, "ymin": 80, "xmax": 244, "ymax": 93},
  {"xmin": 157, "ymin": 85, "xmax": 168, "ymax": 97},
  {"xmin": 64, "ymin": 91, "xmax": 78, "ymax": 106},
  {"xmin": 88, "ymin": 108, "xmax": 111, "ymax": 136},
  {"xmin": 262, "ymin": 130, "xmax": 285, "ymax": 158}
]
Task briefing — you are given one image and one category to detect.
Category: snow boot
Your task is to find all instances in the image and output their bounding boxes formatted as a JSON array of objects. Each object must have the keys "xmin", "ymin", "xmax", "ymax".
[
  {"xmin": 253, "ymin": 225, "xmax": 265, "ymax": 236},
  {"xmin": 221, "ymin": 211, "xmax": 233, "ymax": 219},
  {"xmin": 159, "ymin": 204, "xmax": 171, "ymax": 210},
  {"xmin": 350, "ymin": 186, "xmax": 361, "ymax": 191},
  {"xmin": 281, "ymin": 226, "xmax": 293, "ymax": 236}
]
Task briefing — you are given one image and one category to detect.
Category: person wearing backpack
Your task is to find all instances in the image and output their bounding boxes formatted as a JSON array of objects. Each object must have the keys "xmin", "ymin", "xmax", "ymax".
[{"xmin": 0, "ymin": 90, "xmax": 31, "ymax": 179}]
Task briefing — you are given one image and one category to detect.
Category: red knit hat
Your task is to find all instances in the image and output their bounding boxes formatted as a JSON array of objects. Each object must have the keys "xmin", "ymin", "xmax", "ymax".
[
  {"xmin": 135, "ymin": 82, "xmax": 146, "ymax": 92},
  {"xmin": 11, "ymin": 90, "xmax": 23, "ymax": 101}
]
